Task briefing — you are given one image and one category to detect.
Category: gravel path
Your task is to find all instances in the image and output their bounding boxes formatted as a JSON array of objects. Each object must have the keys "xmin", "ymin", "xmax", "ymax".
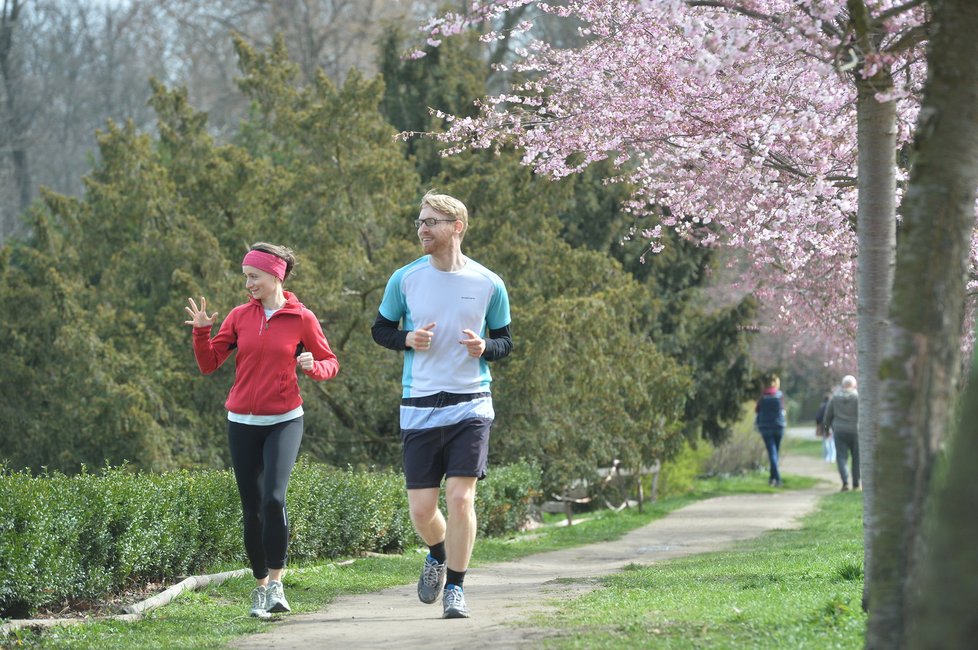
[{"xmin": 232, "ymin": 451, "xmax": 840, "ymax": 649}]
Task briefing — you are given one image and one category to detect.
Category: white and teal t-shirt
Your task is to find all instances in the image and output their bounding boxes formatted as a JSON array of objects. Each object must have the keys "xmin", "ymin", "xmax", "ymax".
[{"xmin": 379, "ymin": 256, "xmax": 511, "ymax": 399}]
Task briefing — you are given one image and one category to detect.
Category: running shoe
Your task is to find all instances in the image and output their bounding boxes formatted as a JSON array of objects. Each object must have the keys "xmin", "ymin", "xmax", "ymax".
[
  {"xmin": 418, "ymin": 555, "xmax": 447, "ymax": 604},
  {"xmin": 442, "ymin": 584, "xmax": 470, "ymax": 619},
  {"xmin": 265, "ymin": 580, "xmax": 291, "ymax": 613},
  {"xmin": 249, "ymin": 585, "xmax": 271, "ymax": 619}
]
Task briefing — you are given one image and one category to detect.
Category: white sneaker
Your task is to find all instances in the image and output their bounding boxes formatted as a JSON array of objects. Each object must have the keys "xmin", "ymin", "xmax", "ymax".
[
  {"xmin": 265, "ymin": 580, "xmax": 291, "ymax": 613},
  {"xmin": 249, "ymin": 586, "xmax": 271, "ymax": 619}
]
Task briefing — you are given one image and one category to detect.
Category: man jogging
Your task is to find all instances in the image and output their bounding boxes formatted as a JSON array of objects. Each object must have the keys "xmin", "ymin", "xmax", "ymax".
[{"xmin": 372, "ymin": 191, "xmax": 512, "ymax": 619}]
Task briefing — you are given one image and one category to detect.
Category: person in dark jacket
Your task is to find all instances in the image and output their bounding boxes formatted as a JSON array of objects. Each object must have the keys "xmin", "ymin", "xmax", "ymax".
[
  {"xmin": 825, "ymin": 375, "xmax": 859, "ymax": 491},
  {"xmin": 185, "ymin": 242, "xmax": 339, "ymax": 618},
  {"xmin": 815, "ymin": 391, "xmax": 836, "ymax": 463},
  {"xmin": 755, "ymin": 373, "xmax": 787, "ymax": 487}
]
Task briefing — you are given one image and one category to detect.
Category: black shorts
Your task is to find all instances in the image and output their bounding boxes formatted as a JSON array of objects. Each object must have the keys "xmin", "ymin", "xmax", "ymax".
[{"xmin": 401, "ymin": 417, "xmax": 492, "ymax": 489}]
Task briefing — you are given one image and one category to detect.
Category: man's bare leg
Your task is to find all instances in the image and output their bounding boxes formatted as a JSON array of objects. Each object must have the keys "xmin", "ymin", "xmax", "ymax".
[
  {"xmin": 440, "ymin": 476, "xmax": 477, "ymax": 618},
  {"xmin": 408, "ymin": 487, "xmax": 448, "ymax": 604},
  {"xmin": 408, "ymin": 487, "xmax": 446, "ymax": 544},
  {"xmin": 444, "ymin": 476, "xmax": 478, "ymax": 574}
]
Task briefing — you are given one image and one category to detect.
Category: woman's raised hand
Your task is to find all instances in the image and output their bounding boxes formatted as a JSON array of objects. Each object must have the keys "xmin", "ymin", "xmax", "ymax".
[{"xmin": 184, "ymin": 297, "xmax": 218, "ymax": 328}]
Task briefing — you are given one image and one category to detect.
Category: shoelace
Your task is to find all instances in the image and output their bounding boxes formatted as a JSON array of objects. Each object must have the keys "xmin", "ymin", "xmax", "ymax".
[
  {"xmin": 422, "ymin": 560, "xmax": 442, "ymax": 587},
  {"xmin": 251, "ymin": 588, "xmax": 266, "ymax": 609},
  {"xmin": 443, "ymin": 588, "xmax": 464, "ymax": 608}
]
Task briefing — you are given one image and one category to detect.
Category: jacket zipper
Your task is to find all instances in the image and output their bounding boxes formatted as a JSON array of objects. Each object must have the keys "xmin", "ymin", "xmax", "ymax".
[{"xmin": 251, "ymin": 307, "xmax": 269, "ymax": 413}]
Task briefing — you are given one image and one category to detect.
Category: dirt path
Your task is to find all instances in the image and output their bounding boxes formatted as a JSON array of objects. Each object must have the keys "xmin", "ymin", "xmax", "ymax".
[{"xmin": 232, "ymin": 452, "xmax": 840, "ymax": 649}]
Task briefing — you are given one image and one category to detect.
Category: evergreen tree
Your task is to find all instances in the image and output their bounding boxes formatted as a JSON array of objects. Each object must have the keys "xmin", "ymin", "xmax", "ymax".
[
  {"xmin": 0, "ymin": 37, "xmax": 421, "ymax": 472},
  {"xmin": 2, "ymin": 29, "xmax": 750, "ymax": 491},
  {"xmin": 377, "ymin": 27, "xmax": 692, "ymax": 493},
  {"xmin": 378, "ymin": 25, "xmax": 757, "ymax": 448}
]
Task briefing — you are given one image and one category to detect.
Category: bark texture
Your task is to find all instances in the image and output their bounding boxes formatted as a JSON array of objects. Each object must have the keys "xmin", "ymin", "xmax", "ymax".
[
  {"xmin": 912, "ymin": 353, "xmax": 978, "ymax": 646},
  {"xmin": 854, "ymin": 73, "xmax": 897, "ymax": 612},
  {"xmin": 0, "ymin": 0, "xmax": 31, "ymax": 239},
  {"xmin": 869, "ymin": 0, "xmax": 978, "ymax": 647}
]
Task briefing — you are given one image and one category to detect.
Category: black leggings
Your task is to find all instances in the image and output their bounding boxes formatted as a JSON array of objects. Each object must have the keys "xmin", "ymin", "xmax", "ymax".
[{"xmin": 227, "ymin": 417, "xmax": 303, "ymax": 579}]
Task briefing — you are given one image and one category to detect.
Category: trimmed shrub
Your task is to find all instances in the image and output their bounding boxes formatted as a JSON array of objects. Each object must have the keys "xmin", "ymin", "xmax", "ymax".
[
  {"xmin": 0, "ymin": 460, "xmax": 539, "ymax": 617},
  {"xmin": 286, "ymin": 459, "xmax": 414, "ymax": 560},
  {"xmin": 0, "ymin": 466, "xmax": 242, "ymax": 618},
  {"xmin": 475, "ymin": 461, "xmax": 542, "ymax": 537}
]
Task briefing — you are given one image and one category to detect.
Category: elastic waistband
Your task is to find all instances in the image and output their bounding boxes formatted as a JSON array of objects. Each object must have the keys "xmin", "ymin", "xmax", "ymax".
[{"xmin": 401, "ymin": 391, "xmax": 491, "ymax": 408}]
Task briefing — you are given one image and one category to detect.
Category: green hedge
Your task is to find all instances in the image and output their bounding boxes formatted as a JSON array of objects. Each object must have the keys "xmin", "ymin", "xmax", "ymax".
[
  {"xmin": 0, "ymin": 460, "xmax": 540, "ymax": 618},
  {"xmin": 475, "ymin": 461, "xmax": 542, "ymax": 537}
]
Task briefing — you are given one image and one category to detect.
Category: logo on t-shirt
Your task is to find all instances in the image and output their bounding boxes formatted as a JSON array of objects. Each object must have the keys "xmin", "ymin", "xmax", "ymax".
[{"xmin": 461, "ymin": 296, "xmax": 476, "ymax": 300}]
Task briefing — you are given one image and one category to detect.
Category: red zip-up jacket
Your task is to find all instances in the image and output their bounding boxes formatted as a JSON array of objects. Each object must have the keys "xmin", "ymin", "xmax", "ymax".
[{"xmin": 192, "ymin": 291, "xmax": 339, "ymax": 415}]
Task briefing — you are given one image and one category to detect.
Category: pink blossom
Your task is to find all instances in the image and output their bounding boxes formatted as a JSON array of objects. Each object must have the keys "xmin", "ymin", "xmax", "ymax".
[{"xmin": 410, "ymin": 0, "xmax": 944, "ymax": 361}]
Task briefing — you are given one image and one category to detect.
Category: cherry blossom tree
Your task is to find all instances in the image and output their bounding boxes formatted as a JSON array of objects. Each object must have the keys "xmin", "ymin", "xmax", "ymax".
[
  {"xmin": 875, "ymin": 0, "xmax": 978, "ymax": 646},
  {"xmin": 411, "ymin": 0, "xmax": 934, "ymax": 620}
]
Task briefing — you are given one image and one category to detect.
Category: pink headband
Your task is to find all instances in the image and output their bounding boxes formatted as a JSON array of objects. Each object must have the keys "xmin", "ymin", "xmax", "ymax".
[{"xmin": 242, "ymin": 249, "xmax": 287, "ymax": 281}]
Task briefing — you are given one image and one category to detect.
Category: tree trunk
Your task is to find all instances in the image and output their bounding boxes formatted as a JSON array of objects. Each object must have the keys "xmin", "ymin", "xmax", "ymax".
[
  {"xmin": 868, "ymin": 1, "xmax": 978, "ymax": 647},
  {"xmin": 853, "ymin": 73, "xmax": 897, "ymax": 613},
  {"xmin": 637, "ymin": 469, "xmax": 644, "ymax": 513},
  {"xmin": 0, "ymin": 0, "xmax": 30, "ymax": 240},
  {"xmin": 11, "ymin": 146, "xmax": 30, "ymax": 211},
  {"xmin": 913, "ymin": 349, "xmax": 978, "ymax": 646}
]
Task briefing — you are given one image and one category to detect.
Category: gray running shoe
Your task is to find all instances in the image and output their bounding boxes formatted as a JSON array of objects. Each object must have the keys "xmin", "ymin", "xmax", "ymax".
[
  {"xmin": 442, "ymin": 585, "xmax": 470, "ymax": 619},
  {"xmin": 265, "ymin": 580, "xmax": 291, "ymax": 613},
  {"xmin": 417, "ymin": 555, "xmax": 447, "ymax": 604},
  {"xmin": 249, "ymin": 585, "xmax": 271, "ymax": 619}
]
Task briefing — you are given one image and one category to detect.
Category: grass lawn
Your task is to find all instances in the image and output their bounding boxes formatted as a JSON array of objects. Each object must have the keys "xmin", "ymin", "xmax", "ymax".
[
  {"xmin": 538, "ymin": 489, "xmax": 865, "ymax": 649},
  {"xmin": 783, "ymin": 435, "xmax": 829, "ymax": 460},
  {"xmin": 0, "ymin": 472, "xmax": 848, "ymax": 649}
]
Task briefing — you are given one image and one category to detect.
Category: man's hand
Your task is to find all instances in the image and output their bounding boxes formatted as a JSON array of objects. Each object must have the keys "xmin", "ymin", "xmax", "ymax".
[
  {"xmin": 459, "ymin": 329, "xmax": 485, "ymax": 358},
  {"xmin": 406, "ymin": 322, "xmax": 437, "ymax": 351}
]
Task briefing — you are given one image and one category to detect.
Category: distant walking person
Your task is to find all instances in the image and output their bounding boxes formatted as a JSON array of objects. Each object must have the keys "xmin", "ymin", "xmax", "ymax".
[
  {"xmin": 755, "ymin": 374, "xmax": 787, "ymax": 487},
  {"xmin": 372, "ymin": 191, "xmax": 512, "ymax": 619},
  {"xmin": 185, "ymin": 243, "xmax": 339, "ymax": 618},
  {"xmin": 825, "ymin": 375, "xmax": 859, "ymax": 491},
  {"xmin": 815, "ymin": 391, "xmax": 836, "ymax": 463}
]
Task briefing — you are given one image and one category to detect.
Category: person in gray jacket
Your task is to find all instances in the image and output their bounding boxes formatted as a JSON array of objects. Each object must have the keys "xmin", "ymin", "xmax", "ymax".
[{"xmin": 824, "ymin": 375, "xmax": 859, "ymax": 491}]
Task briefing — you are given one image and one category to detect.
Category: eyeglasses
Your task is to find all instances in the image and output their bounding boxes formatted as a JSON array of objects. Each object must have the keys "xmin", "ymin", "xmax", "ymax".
[{"xmin": 414, "ymin": 217, "xmax": 458, "ymax": 228}]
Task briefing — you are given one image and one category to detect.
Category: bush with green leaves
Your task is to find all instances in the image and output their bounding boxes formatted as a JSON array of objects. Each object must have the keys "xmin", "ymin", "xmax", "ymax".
[
  {"xmin": 474, "ymin": 461, "xmax": 542, "ymax": 537},
  {"xmin": 286, "ymin": 459, "xmax": 413, "ymax": 560},
  {"xmin": 0, "ymin": 465, "xmax": 241, "ymax": 619},
  {"xmin": 0, "ymin": 460, "xmax": 539, "ymax": 618},
  {"xmin": 656, "ymin": 440, "xmax": 715, "ymax": 498},
  {"xmin": 702, "ymin": 403, "xmax": 767, "ymax": 477}
]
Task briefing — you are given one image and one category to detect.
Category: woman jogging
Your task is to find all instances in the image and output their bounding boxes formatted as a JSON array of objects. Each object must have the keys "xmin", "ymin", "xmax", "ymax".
[{"xmin": 184, "ymin": 242, "xmax": 339, "ymax": 618}]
